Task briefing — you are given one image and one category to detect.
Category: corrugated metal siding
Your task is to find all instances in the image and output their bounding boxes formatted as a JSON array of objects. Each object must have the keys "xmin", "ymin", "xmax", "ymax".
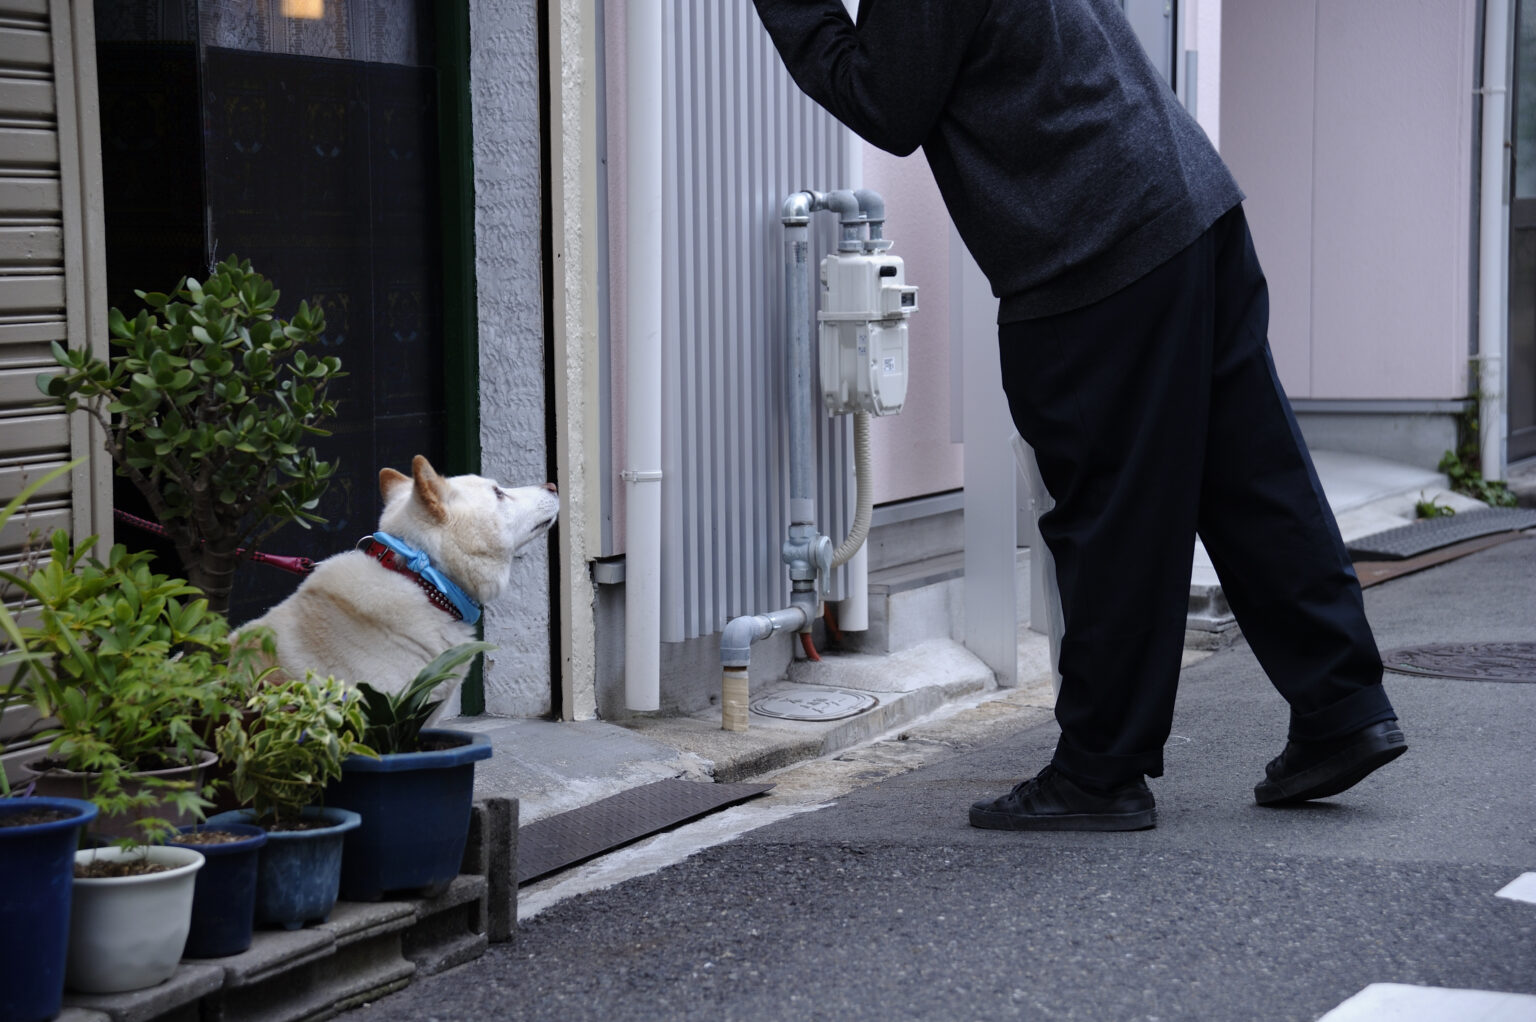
[
  {"xmin": 0, "ymin": 0, "xmax": 107, "ymax": 761},
  {"xmin": 0, "ymin": 0, "xmax": 70, "ymax": 565},
  {"xmin": 657, "ymin": 2, "xmax": 854, "ymax": 643},
  {"xmin": 0, "ymin": 0, "xmax": 97, "ymax": 565},
  {"xmin": 0, "ymin": 3, "xmax": 63, "ymax": 562}
]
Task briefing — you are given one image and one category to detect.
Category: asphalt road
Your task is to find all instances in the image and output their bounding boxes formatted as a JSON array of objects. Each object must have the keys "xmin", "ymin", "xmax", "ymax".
[{"xmin": 341, "ymin": 538, "xmax": 1536, "ymax": 1022}]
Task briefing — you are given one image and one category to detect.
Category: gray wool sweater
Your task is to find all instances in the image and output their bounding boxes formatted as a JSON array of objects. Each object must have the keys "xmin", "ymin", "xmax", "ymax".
[{"xmin": 752, "ymin": 0, "xmax": 1244, "ymax": 321}]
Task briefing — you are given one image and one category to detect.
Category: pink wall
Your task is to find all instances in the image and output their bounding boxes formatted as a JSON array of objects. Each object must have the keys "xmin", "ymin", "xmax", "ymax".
[
  {"xmin": 860, "ymin": 146, "xmax": 965, "ymax": 503},
  {"xmin": 1221, "ymin": 0, "xmax": 1476, "ymax": 399}
]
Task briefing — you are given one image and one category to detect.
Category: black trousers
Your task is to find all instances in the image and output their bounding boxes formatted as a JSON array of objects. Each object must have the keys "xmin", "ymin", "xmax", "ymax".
[{"xmin": 998, "ymin": 205, "xmax": 1396, "ymax": 789}]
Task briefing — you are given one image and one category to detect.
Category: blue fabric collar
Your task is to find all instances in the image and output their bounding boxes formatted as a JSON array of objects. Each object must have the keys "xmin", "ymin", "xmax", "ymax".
[{"xmin": 366, "ymin": 531, "xmax": 482, "ymax": 625}]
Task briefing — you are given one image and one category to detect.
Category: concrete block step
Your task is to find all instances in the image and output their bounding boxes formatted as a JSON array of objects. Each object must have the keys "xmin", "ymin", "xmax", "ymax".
[{"xmin": 55, "ymin": 799, "xmax": 518, "ymax": 1022}]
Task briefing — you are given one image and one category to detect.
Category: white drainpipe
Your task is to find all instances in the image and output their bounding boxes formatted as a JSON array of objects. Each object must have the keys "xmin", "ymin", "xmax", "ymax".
[
  {"xmin": 1479, "ymin": 0, "xmax": 1512, "ymax": 483},
  {"xmin": 624, "ymin": 0, "xmax": 664, "ymax": 711}
]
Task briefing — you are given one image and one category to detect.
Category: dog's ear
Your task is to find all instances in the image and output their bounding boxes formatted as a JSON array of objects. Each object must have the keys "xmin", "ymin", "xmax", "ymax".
[
  {"xmin": 411, "ymin": 455, "xmax": 449, "ymax": 522},
  {"xmin": 379, "ymin": 467, "xmax": 410, "ymax": 501}
]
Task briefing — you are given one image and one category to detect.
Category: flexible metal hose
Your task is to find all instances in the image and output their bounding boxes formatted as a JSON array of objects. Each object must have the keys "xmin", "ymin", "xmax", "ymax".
[{"xmin": 831, "ymin": 412, "xmax": 872, "ymax": 568}]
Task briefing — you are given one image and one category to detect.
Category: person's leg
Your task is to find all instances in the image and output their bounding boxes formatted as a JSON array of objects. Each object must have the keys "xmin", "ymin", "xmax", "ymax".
[
  {"xmin": 1194, "ymin": 207, "xmax": 1404, "ymax": 804},
  {"xmin": 988, "ymin": 221, "xmax": 1221, "ymax": 797}
]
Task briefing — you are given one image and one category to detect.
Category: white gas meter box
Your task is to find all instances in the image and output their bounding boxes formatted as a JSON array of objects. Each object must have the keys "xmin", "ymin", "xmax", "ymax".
[{"xmin": 818, "ymin": 250, "xmax": 918, "ymax": 416}]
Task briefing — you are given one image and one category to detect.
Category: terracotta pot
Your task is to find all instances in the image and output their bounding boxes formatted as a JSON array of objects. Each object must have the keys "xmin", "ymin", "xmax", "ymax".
[{"xmin": 19, "ymin": 748, "xmax": 219, "ymax": 840}]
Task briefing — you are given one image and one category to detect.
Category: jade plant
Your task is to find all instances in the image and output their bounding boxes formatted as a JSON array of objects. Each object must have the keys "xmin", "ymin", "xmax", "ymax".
[
  {"xmin": 36, "ymin": 257, "xmax": 344, "ymax": 613},
  {"xmin": 215, "ymin": 673, "xmax": 375, "ymax": 829}
]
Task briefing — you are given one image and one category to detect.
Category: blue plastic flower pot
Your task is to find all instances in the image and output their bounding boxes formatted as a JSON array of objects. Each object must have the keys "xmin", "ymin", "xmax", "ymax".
[
  {"xmin": 0, "ymin": 796, "xmax": 98, "ymax": 1022},
  {"xmin": 325, "ymin": 729, "xmax": 492, "ymax": 901},
  {"xmin": 206, "ymin": 806, "xmax": 360, "ymax": 931},
  {"xmin": 168, "ymin": 822, "xmax": 268, "ymax": 957}
]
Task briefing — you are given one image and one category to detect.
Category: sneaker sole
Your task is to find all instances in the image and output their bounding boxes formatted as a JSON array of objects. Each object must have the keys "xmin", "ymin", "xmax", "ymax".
[
  {"xmin": 967, "ymin": 806, "xmax": 1156, "ymax": 832},
  {"xmin": 1253, "ymin": 726, "xmax": 1407, "ymax": 806}
]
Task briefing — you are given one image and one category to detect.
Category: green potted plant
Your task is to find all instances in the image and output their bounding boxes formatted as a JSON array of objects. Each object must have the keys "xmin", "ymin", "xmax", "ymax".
[
  {"xmin": 325, "ymin": 642, "xmax": 496, "ymax": 901},
  {"xmin": 0, "ymin": 463, "xmax": 104, "ymax": 1021},
  {"xmin": 36, "ymin": 256, "xmax": 343, "ymax": 614},
  {"xmin": 4, "ymin": 532, "xmax": 251, "ymax": 846},
  {"xmin": 5, "ymin": 532, "xmax": 253, "ymax": 994},
  {"xmin": 209, "ymin": 673, "xmax": 374, "ymax": 930}
]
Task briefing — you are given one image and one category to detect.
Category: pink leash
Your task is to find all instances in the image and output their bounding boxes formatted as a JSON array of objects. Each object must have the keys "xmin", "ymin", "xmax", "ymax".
[{"xmin": 113, "ymin": 509, "xmax": 317, "ymax": 576}]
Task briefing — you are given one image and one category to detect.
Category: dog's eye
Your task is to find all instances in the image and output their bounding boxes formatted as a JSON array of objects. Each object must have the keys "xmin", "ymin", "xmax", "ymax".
[{"xmin": 493, "ymin": 486, "xmax": 508, "ymax": 501}]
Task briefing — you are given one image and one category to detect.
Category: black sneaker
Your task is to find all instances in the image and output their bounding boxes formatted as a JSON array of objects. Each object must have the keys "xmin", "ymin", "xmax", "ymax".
[
  {"xmin": 1254, "ymin": 719, "xmax": 1407, "ymax": 806},
  {"xmin": 968, "ymin": 765, "xmax": 1156, "ymax": 831}
]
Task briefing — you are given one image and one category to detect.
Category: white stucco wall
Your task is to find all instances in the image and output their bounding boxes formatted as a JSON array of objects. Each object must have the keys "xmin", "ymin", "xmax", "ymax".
[
  {"xmin": 1221, "ymin": 0, "xmax": 1477, "ymax": 400},
  {"xmin": 470, "ymin": 0, "xmax": 556, "ymax": 716}
]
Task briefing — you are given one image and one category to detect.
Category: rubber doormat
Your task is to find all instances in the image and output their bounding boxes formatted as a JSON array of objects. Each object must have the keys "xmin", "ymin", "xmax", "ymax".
[
  {"xmin": 1354, "ymin": 530, "xmax": 1529, "ymax": 588},
  {"xmin": 1381, "ymin": 642, "xmax": 1536, "ymax": 684},
  {"xmin": 517, "ymin": 779, "xmax": 773, "ymax": 885},
  {"xmin": 1346, "ymin": 507, "xmax": 1536, "ymax": 561}
]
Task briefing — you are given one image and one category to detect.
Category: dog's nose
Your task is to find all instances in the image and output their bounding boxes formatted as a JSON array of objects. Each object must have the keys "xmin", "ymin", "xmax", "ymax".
[{"xmin": 544, "ymin": 482, "xmax": 558, "ymax": 494}]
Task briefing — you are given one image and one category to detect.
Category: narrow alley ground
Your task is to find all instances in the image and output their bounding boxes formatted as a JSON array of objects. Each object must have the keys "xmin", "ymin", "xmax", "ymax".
[{"xmin": 340, "ymin": 537, "xmax": 1536, "ymax": 1022}]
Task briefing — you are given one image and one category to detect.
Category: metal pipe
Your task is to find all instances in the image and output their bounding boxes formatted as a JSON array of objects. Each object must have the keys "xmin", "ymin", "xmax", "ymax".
[
  {"xmin": 854, "ymin": 189, "xmax": 887, "ymax": 250},
  {"xmin": 1479, "ymin": 0, "xmax": 1512, "ymax": 484},
  {"xmin": 718, "ymin": 189, "xmax": 893, "ymax": 723},
  {"xmin": 784, "ymin": 217, "xmax": 815, "ymax": 523},
  {"xmin": 623, "ymin": 0, "xmax": 665, "ymax": 712},
  {"xmin": 824, "ymin": 189, "xmax": 863, "ymax": 251},
  {"xmin": 720, "ymin": 605, "xmax": 809, "ymax": 731},
  {"xmin": 721, "ymin": 606, "xmax": 811, "ymax": 668}
]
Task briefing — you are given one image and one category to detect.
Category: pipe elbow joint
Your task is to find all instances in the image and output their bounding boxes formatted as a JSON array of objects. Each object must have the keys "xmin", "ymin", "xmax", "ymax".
[
  {"xmin": 781, "ymin": 191, "xmax": 817, "ymax": 226},
  {"xmin": 720, "ymin": 614, "xmax": 767, "ymax": 668},
  {"xmin": 720, "ymin": 606, "xmax": 811, "ymax": 667},
  {"xmin": 824, "ymin": 189, "xmax": 861, "ymax": 224},
  {"xmin": 853, "ymin": 189, "xmax": 885, "ymax": 222}
]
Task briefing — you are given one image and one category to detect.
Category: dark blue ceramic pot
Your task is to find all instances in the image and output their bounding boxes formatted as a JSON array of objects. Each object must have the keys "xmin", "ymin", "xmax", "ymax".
[
  {"xmin": 325, "ymin": 729, "xmax": 492, "ymax": 901},
  {"xmin": 0, "ymin": 796, "xmax": 97, "ymax": 1022},
  {"xmin": 169, "ymin": 822, "xmax": 268, "ymax": 957},
  {"xmin": 206, "ymin": 806, "xmax": 360, "ymax": 931}
]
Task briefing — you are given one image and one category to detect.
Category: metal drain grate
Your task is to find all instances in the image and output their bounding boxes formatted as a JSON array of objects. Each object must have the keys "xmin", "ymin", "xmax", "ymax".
[
  {"xmin": 516, "ymin": 779, "xmax": 773, "ymax": 885},
  {"xmin": 1381, "ymin": 642, "xmax": 1536, "ymax": 684},
  {"xmin": 1347, "ymin": 508, "xmax": 1536, "ymax": 561},
  {"xmin": 749, "ymin": 687, "xmax": 879, "ymax": 722}
]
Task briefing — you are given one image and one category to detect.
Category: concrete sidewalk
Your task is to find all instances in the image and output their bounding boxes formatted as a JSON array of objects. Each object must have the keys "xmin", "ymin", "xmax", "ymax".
[{"xmin": 446, "ymin": 449, "xmax": 1502, "ymax": 832}]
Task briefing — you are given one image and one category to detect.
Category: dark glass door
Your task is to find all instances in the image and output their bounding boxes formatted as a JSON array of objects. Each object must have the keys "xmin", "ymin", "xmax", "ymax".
[{"xmin": 96, "ymin": 1, "xmax": 450, "ymax": 623}]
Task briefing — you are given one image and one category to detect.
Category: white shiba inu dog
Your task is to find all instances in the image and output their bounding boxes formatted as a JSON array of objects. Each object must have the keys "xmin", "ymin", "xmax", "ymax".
[{"xmin": 244, "ymin": 455, "xmax": 559, "ymax": 701}]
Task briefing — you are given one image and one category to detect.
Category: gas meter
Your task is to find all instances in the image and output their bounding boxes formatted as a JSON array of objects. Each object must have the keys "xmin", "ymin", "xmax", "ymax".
[{"xmin": 818, "ymin": 249, "xmax": 918, "ymax": 417}]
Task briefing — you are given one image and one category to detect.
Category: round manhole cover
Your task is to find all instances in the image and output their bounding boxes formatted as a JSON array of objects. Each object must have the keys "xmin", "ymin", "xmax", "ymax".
[
  {"xmin": 1381, "ymin": 642, "xmax": 1536, "ymax": 684},
  {"xmin": 749, "ymin": 687, "xmax": 879, "ymax": 721}
]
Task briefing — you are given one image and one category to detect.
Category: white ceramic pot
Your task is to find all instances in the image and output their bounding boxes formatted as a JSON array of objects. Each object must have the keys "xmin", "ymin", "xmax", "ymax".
[{"xmin": 66, "ymin": 845, "xmax": 204, "ymax": 993}]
